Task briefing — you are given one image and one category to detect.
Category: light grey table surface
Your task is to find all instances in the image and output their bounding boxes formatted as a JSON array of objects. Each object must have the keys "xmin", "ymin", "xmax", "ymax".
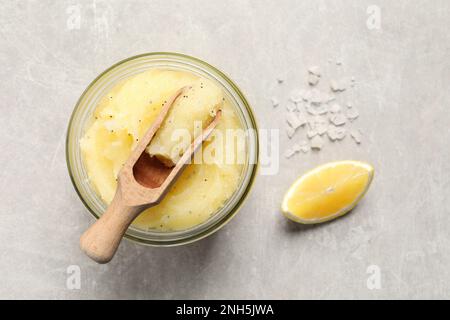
[{"xmin": 1, "ymin": 0, "xmax": 449, "ymax": 299}]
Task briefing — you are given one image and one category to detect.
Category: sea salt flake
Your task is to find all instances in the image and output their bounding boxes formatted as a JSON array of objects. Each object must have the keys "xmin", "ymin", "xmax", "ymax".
[
  {"xmin": 301, "ymin": 90, "xmax": 312, "ymax": 101},
  {"xmin": 286, "ymin": 112, "xmax": 306, "ymax": 129},
  {"xmin": 307, "ymin": 130, "xmax": 318, "ymax": 139},
  {"xmin": 311, "ymin": 135, "xmax": 324, "ymax": 150},
  {"xmin": 310, "ymin": 88, "xmax": 322, "ymax": 105},
  {"xmin": 297, "ymin": 140, "xmax": 310, "ymax": 153},
  {"xmin": 330, "ymin": 113, "xmax": 347, "ymax": 126},
  {"xmin": 329, "ymin": 103, "xmax": 342, "ymax": 113},
  {"xmin": 330, "ymin": 79, "xmax": 347, "ymax": 92},
  {"xmin": 286, "ymin": 103, "xmax": 296, "ymax": 112},
  {"xmin": 277, "ymin": 77, "xmax": 284, "ymax": 84},
  {"xmin": 307, "ymin": 66, "xmax": 321, "ymax": 86},
  {"xmin": 317, "ymin": 124, "xmax": 328, "ymax": 135},
  {"xmin": 308, "ymin": 74, "xmax": 320, "ymax": 86},
  {"xmin": 284, "ymin": 148, "xmax": 296, "ymax": 158},
  {"xmin": 308, "ymin": 66, "xmax": 321, "ymax": 76},
  {"xmin": 300, "ymin": 145, "xmax": 310, "ymax": 153},
  {"xmin": 271, "ymin": 97, "xmax": 279, "ymax": 108},
  {"xmin": 305, "ymin": 103, "xmax": 318, "ymax": 115},
  {"xmin": 346, "ymin": 107, "xmax": 359, "ymax": 121},
  {"xmin": 306, "ymin": 102, "xmax": 328, "ymax": 115},
  {"xmin": 309, "ymin": 116, "xmax": 328, "ymax": 135},
  {"xmin": 286, "ymin": 127, "xmax": 296, "ymax": 139},
  {"xmin": 327, "ymin": 126, "xmax": 346, "ymax": 141},
  {"xmin": 316, "ymin": 105, "xmax": 328, "ymax": 115},
  {"xmin": 295, "ymin": 101, "xmax": 305, "ymax": 112},
  {"xmin": 309, "ymin": 116, "xmax": 328, "ymax": 127},
  {"xmin": 350, "ymin": 129, "xmax": 362, "ymax": 144},
  {"xmin": 292, "ymin": 143, "xmax": 302, "ymax": 152},
  {"xmin": 325, "ymin": 94, "xmax": 336, "ymax": 103},
  {"xmin": 297, "ymin": 113, "xmax": 308, "ymax": 126},
  {"xmin": 289, "ymin": 91, "xmax": 303, "ymax": 103}
]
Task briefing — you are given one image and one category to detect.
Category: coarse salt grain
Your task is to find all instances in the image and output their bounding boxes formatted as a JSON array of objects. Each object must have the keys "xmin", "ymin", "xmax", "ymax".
[
  {"xmin": 329, "ymin": 103, "xmax": 342, "ymax": 113},
  {"xmin": 287, "ymin": 127, "xmax": 296, "ymax": 139},
  {"xmin": 350, "ymin": 129, "xmax": 362, "ymax": 144},
  {"xmin": 311, "ymin": 135, "xmax": 324, "ymax": 150},
  {"xmin": 284, "ymin": 148, "xmax": 296, "ymax": 158},
  {"xmin": 307, "ymin": 130, "xmax": 318, "ymax": 139},
  {"xmin": 330, "ymin": 113, "xmax": 347, "ymax": 126},
  {"xmin": 271, "ymin": 97, "xmax": 279, "ymax": 108},
  {"xmin": 286, "ymin": 112, "xmax": 306, "ymax": 129},
  {"xmin": 308, "ymin": 74, "xmax": 320, "ymax": 86},
  {"xmin": 300, "ymin": 145, "xmax": 310, "ymax": 153},
  {"xmin": 327, "ymin": 126, "xmax": 346, "ymax": 141},
  {"xmin": 286, "ymin": 103, "xmax": 296, "ymax": 112},
  {"xmin": 346, "ymin": 107, "xmax": 359, "ymax": 121},
  {"xmin": 330, "ymin": 79, "xmax": 346, "ymax": 92},
  {"xmin": 308, "ymin": 66, "xmax": 321, "ymax": 76}
]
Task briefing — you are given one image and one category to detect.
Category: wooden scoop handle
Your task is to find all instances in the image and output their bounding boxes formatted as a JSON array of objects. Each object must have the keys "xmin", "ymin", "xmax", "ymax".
[
  {"xmin": 79, "ymin": 187, "xmax": 142, "ymax": 264},
  {"xmin": 79, "ymin": 110, "xmax": 222, "ymax": 264}
]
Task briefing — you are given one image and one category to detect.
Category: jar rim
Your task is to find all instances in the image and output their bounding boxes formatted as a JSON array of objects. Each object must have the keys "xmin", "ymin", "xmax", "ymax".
[{"xmin": 66, "ymin": 52, "xmax": 259, "ymax": 246}]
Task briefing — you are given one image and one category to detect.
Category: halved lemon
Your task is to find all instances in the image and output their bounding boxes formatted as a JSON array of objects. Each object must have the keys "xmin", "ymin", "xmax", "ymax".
[{"xmin": 282, "ymin": 160, "xmax": 374, "ymax": 224}]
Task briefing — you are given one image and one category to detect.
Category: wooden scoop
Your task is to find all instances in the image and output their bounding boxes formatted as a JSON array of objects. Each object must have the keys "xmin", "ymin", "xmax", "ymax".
[{"xmin": 80, "ymin": 88, "xmax": 222, "ymax": 264}]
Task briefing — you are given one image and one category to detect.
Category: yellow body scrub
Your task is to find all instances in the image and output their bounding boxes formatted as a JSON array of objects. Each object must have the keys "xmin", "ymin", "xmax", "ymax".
[
  {"xmin": 80, "ymin": 69, "xmax": 245, "ymax": 231},
  {"xmin": 146, "ymin": 78, "xmax": 222, "ymax": 167}
]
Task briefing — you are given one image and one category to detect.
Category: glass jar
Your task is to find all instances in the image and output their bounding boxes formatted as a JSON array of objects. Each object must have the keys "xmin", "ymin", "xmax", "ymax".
[{"xmin": 66, "ymin": 52, "xmax": 259, "ymax": 246}]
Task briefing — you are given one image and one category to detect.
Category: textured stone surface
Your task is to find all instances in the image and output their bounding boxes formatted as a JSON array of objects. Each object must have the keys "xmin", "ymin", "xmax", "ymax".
[{"xmin": 0, "ymin": 0, "xmax": 449, "ymax": 299}]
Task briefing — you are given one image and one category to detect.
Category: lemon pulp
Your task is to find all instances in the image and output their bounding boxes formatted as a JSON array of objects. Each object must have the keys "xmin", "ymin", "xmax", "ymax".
[{"xmin": 282, "ymin": 161, "xmax": 374, "ymax": 224}]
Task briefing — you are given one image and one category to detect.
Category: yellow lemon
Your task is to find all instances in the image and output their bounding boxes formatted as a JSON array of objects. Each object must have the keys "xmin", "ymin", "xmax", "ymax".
[{"xmin": 282, "ymin": 161, "xmax": 374, "ymax": 224}]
